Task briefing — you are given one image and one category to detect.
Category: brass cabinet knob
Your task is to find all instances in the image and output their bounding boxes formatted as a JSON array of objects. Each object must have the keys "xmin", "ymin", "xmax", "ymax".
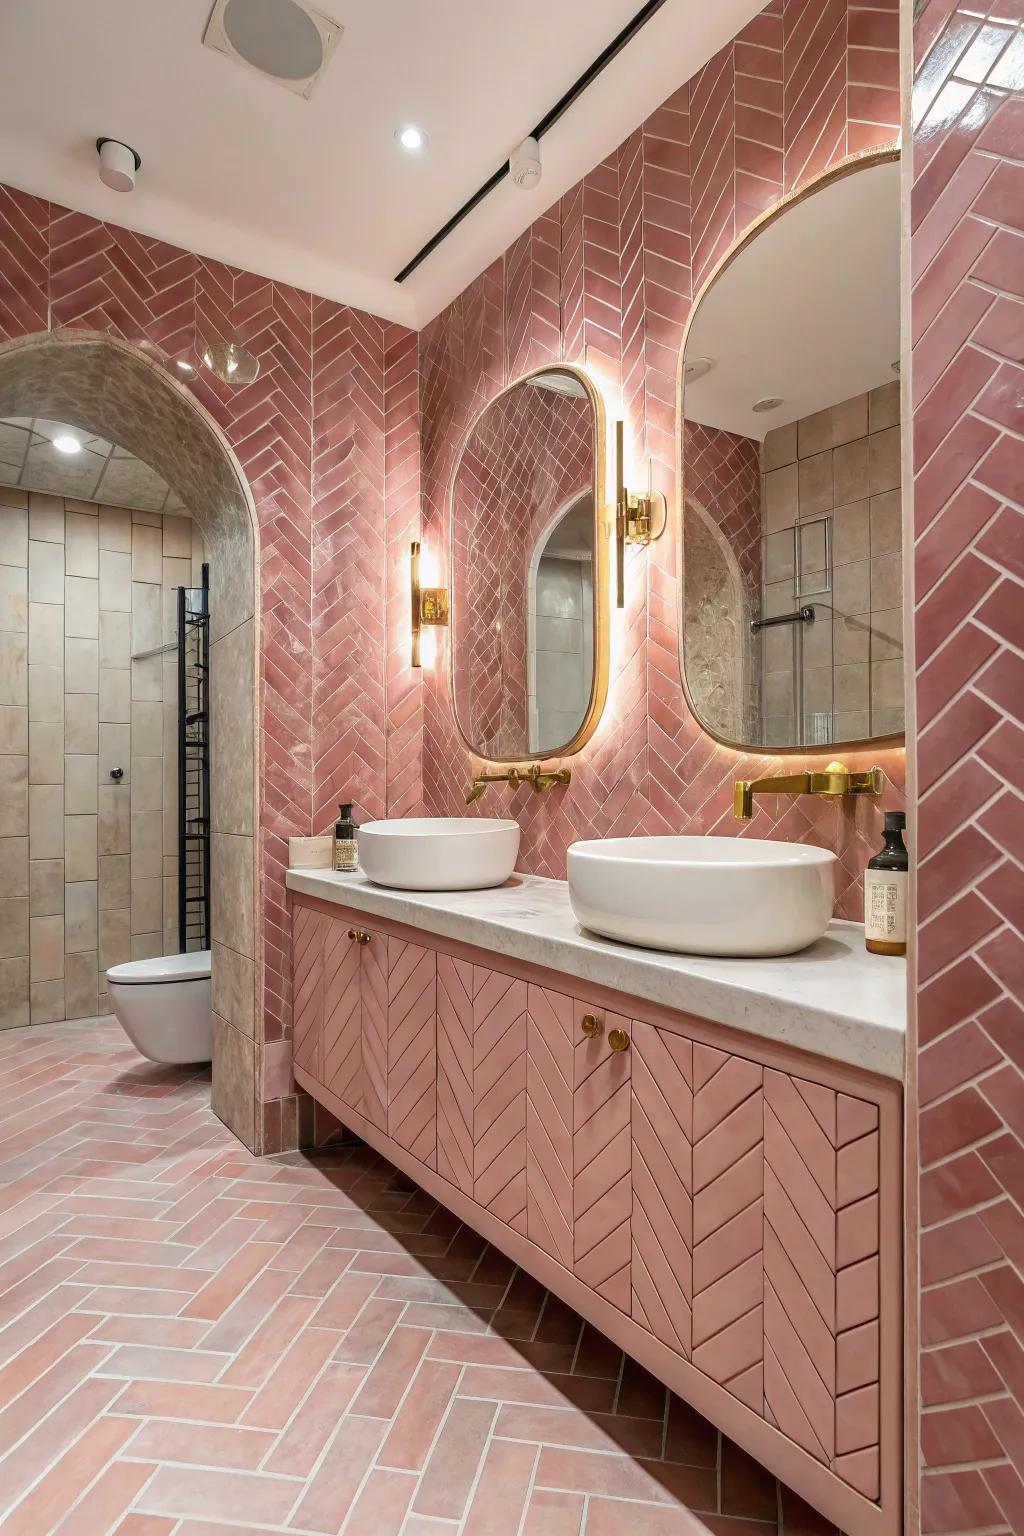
[
  {"xmin": 348, "ymin": 929, "xmax": 358, "ymax": 940},
  {"xmin": 580, "ymin": 1013, "xmax": 602, "ymax": 1039},
  {"xmin": 608, "ymin": 1028, "xmax": 630, "ymax": 1052},
  {"xmin": 347, "ymin": 929, "xmax": 371, "ymax": 944}
]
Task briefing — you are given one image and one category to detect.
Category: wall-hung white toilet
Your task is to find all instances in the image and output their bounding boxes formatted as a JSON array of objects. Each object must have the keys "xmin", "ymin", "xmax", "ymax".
[{"xmin": 106, "ymin": 950, "xmax": 213, "ymax": 1065}]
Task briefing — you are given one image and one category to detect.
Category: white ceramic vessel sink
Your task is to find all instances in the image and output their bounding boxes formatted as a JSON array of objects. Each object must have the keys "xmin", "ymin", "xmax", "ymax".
[
  {"xmin": 358, "ymin": 818, "xmax": 520, "ymax": 892},
  {"xmin": 567, "ymin": 836, "xmax": 837, "ymax": 957}
]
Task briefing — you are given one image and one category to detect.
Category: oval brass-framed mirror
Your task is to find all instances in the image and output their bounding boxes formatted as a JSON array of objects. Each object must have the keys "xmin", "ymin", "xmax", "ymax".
[
  {"xmin": 449, "ymin": 363, "xmax": 609, "ymax": 764},
  {"xmin": 677, "ymin": 147, "xmax": 904, "ymax": 755}
]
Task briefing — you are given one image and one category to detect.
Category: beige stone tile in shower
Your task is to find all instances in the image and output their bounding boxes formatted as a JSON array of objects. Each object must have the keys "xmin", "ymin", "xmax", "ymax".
[
  {"xmin": 28, "ymin": 664, "xmax": 63, "ymax": 723},
  {"xmin": 130, "ymin": 812, "xmax": 163, "ymax": 881},
  {"xmin": 162, "ymin": 515, "xmax": 193, "ymax": 558},
  {"xmin": 30, "ymin": 859, "xmax": 64, "ymax": 917},
  {"xmin": 761, "ymin": 421, "xmax": 797, "ymax": 472},
  {"xmin": 28, "ymin": 602, "xmax": 62, "ymax": 665},
  {"xmin": 832, "ymin": 501, "xmax": 870, "ymax": 566},
  {"xmin": 763, "ymin": 531, "xmax": 794, "ymax": 585},
  {"xmin": 98, "ymin": 908, "xmax": 130, "ymax": 970},
  {"xmin": 131, "ymin": 755, "xmax": 163, "ymax": 813},
  {"xmin": 132, "ymin": 587, "xmax": 162, "ymax": 662},
  {"xmin": 869, "ymin": 425, "xmax": 901, "ymax": 495},
  {"xmin": 162, "ymin": 556, "xmax": 191, "ymax": 591},
  {"xmin": 99, "ymin": 854, "xmax": 130, "ymax": 911},
  {"xmin": 0, "ymin": 503, "xmax": 28, "ymax": 566},
  {"xmin": 28, "ymin": 783, "xmax": 62, "ymax": 858},
  {"xmin": 64, "ymin": 499, "xmax": 98, "ymax": 516},
  {"xmin": 98, "ymin": 786, "xmax": 130, "ymax": 856},
  {"xmin": 28, "ymin": 493, "xmax": 64, "ymax": 544},
  {"xmin": 834, "ymin": 612, "xmax": 871, "ymax": 666},
  {"xmin": 833, "ymin": 558, "xmax": 871, "ymax": 618},
  {"xmin": 798, "ymin": 451, "xmax": 833, "ymax": 518},
  {"xmin": 803, "ymin": 667, "xmax": 834, "ymax": 717},
  {"xmin": 0, "ymin": 632, "xmax": 28, "ymax": 706},
  {"xmin": 210, "ymin": 833, "xmax": 254, "ymax": 960},
  {"xmin": 131, "ymin": 654, "xmax": 162, "ymax": 701},
  {"xmin": 98, "ymin": 610, "xmax": 130, "ymax": 669},
  {"xmin": 833, "ymin": 437, "xmax": 869, "ymax": 506},
  {"xmin": 0, "ymin": 958, "xmax": 28, "ymax": 1029},
  {"xmin": 98, "ymin": 667, "xmax": 130, "ymax": 724},
  {"xmin": 874, "ymin": 706, "xmax": 905, "ymax": 734},
  {"xmin": 764, "ymin": 463, "xmax": 798, "ymax": 531},
  {"xmin": 0, "ymin": 898, "xmax": 28, "ymax": 960},
  {"xmin": 1, "ymin": 757, "xmax": 29, "ymax": 837},
  {"xmin": 0, "ymin": 565, "xmax": 27, "ymax": 632},
  {"xmin": 871, "ymin": 552, "xmax": 902, "ymax": 612},
  {"xmin": 797, "ymin": 520, "xmax": 827, "ymax": 578},
  {"xmin": 64, "ymin": 814, "xmax": 97, "ymax": 882},
  {"xmin": 802, "ymin": 613, "xmax": 833, "ymax": 670},
  {"xmin": 98, "ymin": 505, "xmax": 131, "ymax": 553},
  {"xmin": 65, "ymin": 693, "xmax": 99, "ymax": 753},
  {"xmin": 29, "ymin": 721, "xmax": 63, "ymax": 784},
  {"xmin": 65, "ymin": 950, "xmax": 98, "ymax": 1020},
  {"xmin": 131, "ymin": 523, "xmax": 162, "ymax": 583},
  {"xmin": 65, "ymin": 575, "xmax": 99, "ymax": 639},
  {"xmin": 65, "ymin": 512, "xmax": 99, "ymax": 578},
  {"xmin": 832, "ymin": 392, "xmax": 868, "ymax": 446},
  {"xmin": 872, "ymin": 657, "xmax": 905, "ymax": 713},
  {"xmin": 835, "ymin": 710, "xmax": 870, "ymax": 740},
  {"xmin": 30, "ymin": 979, "xmax": 64, "ymax": 1024},
  {"xmin": 131, "ymin": 932, "xmax": 162, "ymax": 961},
  {"xmin": 0, "ymin": 838, "xmax": 28, "ymax": 899},
  {"xmin": 762, "ymin": 580, "xmax": 796, "ymax": 620},
  {"xmin": 30, "ymin": 914, "xmax": 63, "ymax": 982},
  {"xmin": 870, "ymin": 607, "xmax": 904, "ymax": 662},
  {"xmin": 869, "ymin": 489, "xmax": 902, "ymax": 556},
  {"xmin": 212, "ymin": 940, "xmax": 256, "ymax": 1037},
  {"xmin": 798, "ymin": 408, "xmax": 832, "ymax": 458},
  {"xmin": 163, "ymin": 884, "xmax": 177, "ymax": 952},
  {"xmin": 65, "ymin": 754, "xmax": 98, "ymax": 814},
  {"xmin": 98, "ymin": 548, "xmax": 131, "ymax": 611},
  {"xmin": 0, "ymin": 707, "xmax": 27, "ymax": 755},
  {"xmin": 130, "ymin": 877, "xmax": 162, "ymax": 935},
  {"xmin": 98, "ymin": 723, "xmax": 130, "ymax": 783},
  {"xmin": 131, "ymin": 700, "xmax": 162, "ymax": 756},
  {"xmin": 65, "ymin": 881, "xmax": 98, "ymax": 953},
  {"xmin": 835, "ymin": 662, "xmax": 870, "ymax": 714},
  {"xmin": 132, "ymin": 509, "xmax": 161, "ymax": 527},
  {"xmin": 764, "ymin": 670, "xmax": 796, "ymax": 717},
  {"xmin": 64, "ymin": 637, "xmax": 98, "ymax": 694},
  {"xmin": 869, "ymin": 379, "xmax": 900, "ymax": 433}
]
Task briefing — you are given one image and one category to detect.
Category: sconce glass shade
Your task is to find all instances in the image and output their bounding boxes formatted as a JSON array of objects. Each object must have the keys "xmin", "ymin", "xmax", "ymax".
[{"xmin": 201, "ymin": 341, "xmax": 260, "ymax": 385}]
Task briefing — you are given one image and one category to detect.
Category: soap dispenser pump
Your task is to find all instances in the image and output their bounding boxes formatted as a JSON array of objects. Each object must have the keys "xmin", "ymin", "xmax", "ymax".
[
  {"xmin": 864, "ymin": 810, "xmax": 908, "ymax": 956},
  {"xmin": 333, "ymin": 803, "xmax": 358, "ymax": 874}
]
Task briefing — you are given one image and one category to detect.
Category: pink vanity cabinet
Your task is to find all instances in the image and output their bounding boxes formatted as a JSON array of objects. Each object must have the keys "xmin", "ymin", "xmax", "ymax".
[{"xmin": 290, "ymin": 893, "xmax": 902, "ymax": 1536}]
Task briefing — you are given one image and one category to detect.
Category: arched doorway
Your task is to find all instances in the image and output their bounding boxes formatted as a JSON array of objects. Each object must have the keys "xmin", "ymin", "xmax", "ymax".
[{"xmin": 0, "ymin": 329, "xmax": 261, "ymax": 1147}]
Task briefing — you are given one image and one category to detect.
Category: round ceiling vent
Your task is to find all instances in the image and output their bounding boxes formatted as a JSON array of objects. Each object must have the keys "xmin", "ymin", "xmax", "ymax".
[{"xmin": 204, "ymin": 0, "xmax": 343, "ymax": 98}]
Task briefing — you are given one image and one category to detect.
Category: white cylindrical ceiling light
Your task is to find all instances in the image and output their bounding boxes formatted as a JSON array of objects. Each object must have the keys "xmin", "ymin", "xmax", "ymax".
[{"xmin": 96, "ymin": 138, "xmax": 141, "ymax": 192}]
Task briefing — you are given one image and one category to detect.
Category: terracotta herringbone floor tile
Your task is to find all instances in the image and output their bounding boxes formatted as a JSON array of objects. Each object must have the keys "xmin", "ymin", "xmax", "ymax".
[{"xmin": 0, "ymin": 1017, "xmax": 838, "ymax": 1534}]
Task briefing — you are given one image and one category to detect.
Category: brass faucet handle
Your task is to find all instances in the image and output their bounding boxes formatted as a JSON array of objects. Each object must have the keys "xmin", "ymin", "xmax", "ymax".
[
  {"xmin": 734, "ymin": 781, "xmax": 753, "ymax": 820},
  {"xmin": 466, "ymin": 782, "xmax": 487, "ymax": 804}
]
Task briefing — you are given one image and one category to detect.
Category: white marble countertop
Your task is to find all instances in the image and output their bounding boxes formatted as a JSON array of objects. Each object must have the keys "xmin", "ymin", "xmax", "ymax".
[{"xmin": 286, "ymin": 868, "xmax": 906, "ymax": 1082}]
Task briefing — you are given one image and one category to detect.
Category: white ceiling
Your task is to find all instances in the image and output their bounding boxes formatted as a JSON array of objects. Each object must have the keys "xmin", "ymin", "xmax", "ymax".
[
  {"xmin": 0, "ymin": 418, "xmax": 184, "ymax": 513},
  {"xmin": 684, "ymin": 159, "xmax": 901, "ymax": 441},
  {"xmin": 0, "ymin": 0, "xmax": 763, "ymax": 327}
]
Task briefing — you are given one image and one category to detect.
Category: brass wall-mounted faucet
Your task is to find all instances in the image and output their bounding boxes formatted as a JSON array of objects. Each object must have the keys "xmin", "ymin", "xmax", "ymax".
[
  {"xmin": 466, "ymin": 764, "xmax": 572, "ymax": 804},
  {"xmin": 733, "ymin": 760, "xmax": 885, "ymax": 820}
]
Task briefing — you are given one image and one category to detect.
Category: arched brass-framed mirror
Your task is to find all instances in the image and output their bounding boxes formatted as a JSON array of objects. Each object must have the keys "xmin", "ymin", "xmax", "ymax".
[
  {"xmin": 677, "ymin": 147, "xmax": 904, "ymax": 755},
  {"xmin": 449, "ymin": 363, "xmax": 610, "ymax": 764}
]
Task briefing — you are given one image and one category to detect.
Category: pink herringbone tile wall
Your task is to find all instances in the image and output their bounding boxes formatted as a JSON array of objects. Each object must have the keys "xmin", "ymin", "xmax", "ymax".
[
  {"xmin": 911, "ymin": 3, "xmax": 1024, "ymax": 1533},
  {"xmin": 419, "ymin": 0, "xmax": 905, "ymax": 917},
  {"xmin": 0, "ymin": 188, "xmax": 414, "ymax": 1154}
]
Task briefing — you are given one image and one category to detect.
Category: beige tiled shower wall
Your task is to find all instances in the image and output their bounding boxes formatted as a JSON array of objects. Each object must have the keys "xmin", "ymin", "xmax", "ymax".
[
  {"xmin": 0, "ymin": 491, "xmax": 202, "ymax": 1028},
  {"xmin": 760, "ymin": 380, "xmax": 903, "ymax": 744}
]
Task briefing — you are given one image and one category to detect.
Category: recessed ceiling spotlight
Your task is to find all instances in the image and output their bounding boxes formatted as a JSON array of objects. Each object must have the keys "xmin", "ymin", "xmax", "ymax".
[
  {"xmin": 52, "ymin": 434, "xmax": 83, "ymax": 455},
  {"xmin": 510, "ymin": 135, "xmax": 542, "ymax": 190},
  {"xmin": 396, "ymin": 125, "xmax": 428, "ymax": 153},
  {"xmin": 683, "ymin": 357, "xmax": 715, "ymax": 384},
  {"xmin": 96, "ymin": 138, "xmax": 141, "ymax": 193},
  {"xmin": 752, "ymin": 396, "xmax": 784, "ymax": 414}
]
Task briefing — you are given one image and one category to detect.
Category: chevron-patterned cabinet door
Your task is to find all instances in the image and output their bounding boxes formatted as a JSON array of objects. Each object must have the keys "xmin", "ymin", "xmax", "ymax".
[
  {"xmin": 526, "ymin": 982, "xmax": 575, "ymax": 1269},
  {"xmin": 763, "ymin": 1070, "xmax": 881, "ymax": 1501},
  {"xmin": 630, "ymin": 1020, "xmax": 693, "ymax": 1358},
  {"xmin": 386, "ymin": 938, "xmax": 437, "ymax": 1170},
  {"xmin": 436, "ymin": 953, "xmax": 475, "ymax": 1195},
  {"xmin": 290, "ymin": 903, "xmax": 324, "ymax": 1081},
  {"xmin": 573, "ymin": 1002, "xmax": 632, "ymax": 1312},
  {"xmin": 473, "ymin": 967, "xmax": 528, "ymax": 1235},
  {"xmin": 321, "ymin": 918, "xmax": 363, "ymax": 1114},
  {"xmin": 360, "ymin": 928, "xmax": 388, "ymax": 1133},
  {"xmin": 692, "ymin": 1043, "xmax": 765, "ymax": 1414}
]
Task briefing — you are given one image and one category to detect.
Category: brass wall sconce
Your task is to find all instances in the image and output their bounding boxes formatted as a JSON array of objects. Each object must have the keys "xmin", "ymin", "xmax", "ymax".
[
  {"xmin": 615, "ymin": 420, "xmax": 667, "ymax": 608},
  {"xmin": 410, "ymin": 540, "xmax": 449, "ymax": 668}
]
